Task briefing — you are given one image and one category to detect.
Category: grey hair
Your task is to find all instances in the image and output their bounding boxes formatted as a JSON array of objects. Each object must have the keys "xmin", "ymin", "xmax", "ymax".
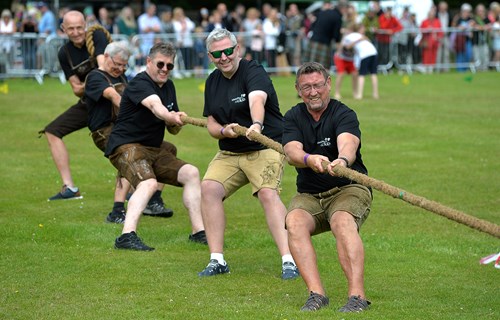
[
  {"xmin": 148, "ymin": 41, "xmax": 177, "ymax": 59},
  {"xmin": 295, "ymin": 62, "xmax": 330, "ymax": 84},
  {"xmin": 205, "ymin": 28, "xmax": 237, "ymax": 52},
  {"xmin": 104, "ymin": 41, "xmax": 131, "ymax": 60}
]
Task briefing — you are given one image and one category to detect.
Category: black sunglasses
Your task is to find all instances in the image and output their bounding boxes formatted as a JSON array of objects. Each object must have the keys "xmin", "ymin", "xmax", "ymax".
[
  {"xmin": 209, "ymin": 45, "xmax": 237, "ymax": 59},
  {"xmin": 156, "ymin": 61, "xmax": 174, "ymax": 70}
]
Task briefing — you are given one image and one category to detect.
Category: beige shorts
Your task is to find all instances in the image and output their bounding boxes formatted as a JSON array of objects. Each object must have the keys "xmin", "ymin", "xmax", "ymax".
[
  {"xmin": 203, "ymin": 149, "xmax": 285, "ymax": 198},
  {"xmin": 287, "ymin": 184, "xmax": 372, "ymax": 235}
]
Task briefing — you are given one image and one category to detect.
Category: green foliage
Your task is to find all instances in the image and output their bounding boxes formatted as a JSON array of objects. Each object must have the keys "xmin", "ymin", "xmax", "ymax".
[{"xmin": 0, "ymin": 72, "xmax": 499, "ymax": 319}]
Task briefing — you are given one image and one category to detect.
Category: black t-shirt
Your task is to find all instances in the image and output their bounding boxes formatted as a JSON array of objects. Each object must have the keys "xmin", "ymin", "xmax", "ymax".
[
  {"xmin": 203, "ymin": 59, "xmax": 284, "ymax": 153},
  {"xmin": 310, "ymin": 8, "xmax": 342, "ymax": 44},
  {"xmin": 58, "ymin": 30, "xmax": 108, "ymax": 82},
  {"xmin": 84, "ymin": 69, "xmax": 127, "ymax": 131},
  {"xmin": 283, "ymin": 100, "xmax": 368, "ymax": 194},
  {"xmin": 105, "ymin": 72, "xmax": 179, "ymax": 157}
]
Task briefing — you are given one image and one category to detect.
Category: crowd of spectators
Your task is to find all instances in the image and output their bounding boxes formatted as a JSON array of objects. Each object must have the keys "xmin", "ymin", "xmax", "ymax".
[{"xmin": 1, "ymin": 1, "xmax": 500, "ymax": 77}]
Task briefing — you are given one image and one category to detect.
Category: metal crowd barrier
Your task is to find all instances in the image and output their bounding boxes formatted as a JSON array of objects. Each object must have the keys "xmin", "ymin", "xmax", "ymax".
[{"xmin": 1, "ymin": 27, "xmax": 498, "ymax": 84}]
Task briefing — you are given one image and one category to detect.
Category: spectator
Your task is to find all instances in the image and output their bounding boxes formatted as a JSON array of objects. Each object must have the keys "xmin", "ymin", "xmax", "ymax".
[
  {"xmin": 198, "ymin": 7, "xmax": 210, "ymax": 30},
  {"xmin": 420, "ymin": 6, "xmax": 443, "ymax": 73},
  {"xmin": 97, "ymin": 7, "xmax": 113, "ymax": 34},
  {"xmin": 472, "ymin": 3, "xmax": 491, "ymax": 71},
  {"xmin": 19, "ymin": 9, "xmax": 38, "ymax": 70},
  {"xmin": 436, "ymin": 1, "xmax": 452, "ymax": 72},
  {"xmin": 408, "ymin": 13, "xmax": 421, "ymax": 65},
  {"xmin": 105, "ymin": 41, "xmax": 207, "ymax": 250},
  {"xmin": 206, "ymin": 9, "xmax": 223, "ymax": 33},
  {"xmin": 36, "ymin": 1, "xmax": 57, "ymax": 72},
  {"xmin": 216, "ymin": 2, "xmax": 235, "ymax": 31},
  {"xmin": 137, "ymin": 3, "xmax": 162, "ymax": 65},
  {"xmin": 159, "ymin": 8, "xmax": 174, "ymax": 35},
  {"xmin": 377, "ymin": 7, "xmax": 403, "ymax": 67},
  {"xmin": 492, "ymin": 15, "xmax": 500, "ymax": 68},
  {"xmin": 197, "ymin": 28, "xmax": 299, "ymax": 280},
  {"xmin": 361, "ymin": 5, "xmax": 379, "ymax": 44},
  {"xmin": 172, "ymin": 7, "xmax": 196, "ymax": 75},
  {"xmin": 303, "ymin": 0, "xmax": 345, "ymax": 70},
  {"xmin": 262, "ymin": 7, "xmax": 281, "ymax": 70},
  {"xmin": 282, "ymin": 61, "xmax": 372, "ymax": 312},
  {"xmin": 451, "ymin": 3, "xmax": 474, "ymax": 72},
  {"xmin": 284, "ymin": 3, "xmax": 304, "ymax": 68},
  {"xmin": 240, "ymin": 7, "xmax": 262, "ymax": 61},
  {"xmin": 115, "ymin": 6, "xmax": 138, "ymax": 37},
  {"xmin": 1, "ymin": 9, "xmax": 17, "ymax": 65},
  {"xmin": 395, "ymin": 7, "xmax": 412, "ymax": 66},
  {"xmin": 249, "ymin": 22, "xmax": 265, "ymax": 63}
]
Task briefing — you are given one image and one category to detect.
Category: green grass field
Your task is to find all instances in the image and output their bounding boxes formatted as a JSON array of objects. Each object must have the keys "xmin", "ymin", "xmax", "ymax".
[{"xmin": 0, "ymin": 71, "xmax": 499, "ymax": 319}]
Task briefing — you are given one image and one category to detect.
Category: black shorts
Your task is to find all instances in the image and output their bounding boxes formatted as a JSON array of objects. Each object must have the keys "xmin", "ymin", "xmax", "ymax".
[
  {"xmin": 40, "ymin": 99, "xmax": 88, "ymax": 138},
  {"xmin": 358, "ymin": 55, "xmax": 378, "ymax": 76}
]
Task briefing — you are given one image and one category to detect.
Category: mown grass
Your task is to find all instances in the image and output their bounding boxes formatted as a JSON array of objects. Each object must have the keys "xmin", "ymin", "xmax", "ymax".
[{"xmin": 0, "ymin": 71, "xmax": 499, "ymax": 320}]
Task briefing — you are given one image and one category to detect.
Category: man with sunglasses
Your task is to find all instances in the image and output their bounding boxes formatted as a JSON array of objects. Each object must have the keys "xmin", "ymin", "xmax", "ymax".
[
  {"xmin": 105, "ymin": 42, "xmax": 207, "ymax": 250},
  {"xmin": 282, "ymin": 62, "xmax": 371, "ymax": 312},
  {"xmin": 198, "ymin": 28, "xmax": 299, "ymax": 280}
]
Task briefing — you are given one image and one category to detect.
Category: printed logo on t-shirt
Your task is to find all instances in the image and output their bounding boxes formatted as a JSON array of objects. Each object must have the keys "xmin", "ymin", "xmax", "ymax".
[
  {"xmin": 231, "ymin": 94, "xmax": 246, "ymax": 104},
  {"xmin": 165, "ymin": 102, "xmax": 174, "ymax": 111},
  {"xmin": 317, "ymin": 137, "xmax": 331, "ymax": 147}
]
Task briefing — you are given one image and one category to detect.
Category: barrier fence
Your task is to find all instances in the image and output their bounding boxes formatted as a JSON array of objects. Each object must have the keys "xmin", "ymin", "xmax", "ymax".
[{"xmin": 1, "ymin": 27, "xmax": 498, "ymax": 84}]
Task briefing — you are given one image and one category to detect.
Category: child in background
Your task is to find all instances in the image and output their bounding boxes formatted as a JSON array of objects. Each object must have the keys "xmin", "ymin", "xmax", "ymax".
[{"xmin": 343, "ymin": 23, "xmax": 379, "ymax": 100}]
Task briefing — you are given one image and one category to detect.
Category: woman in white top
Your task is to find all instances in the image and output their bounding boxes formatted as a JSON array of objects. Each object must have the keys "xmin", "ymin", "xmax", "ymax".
[
  {"xmin": 172, "ymin": 7, "xmax": 195, "ymax": 73},
  {"xmin": 1, "ymin": 9, "xmax": 17, "ymax": 56}
]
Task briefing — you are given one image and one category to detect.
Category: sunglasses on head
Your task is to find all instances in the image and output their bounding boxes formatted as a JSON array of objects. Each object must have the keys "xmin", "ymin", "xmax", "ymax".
[
  {"xmin": 209, "ymin": 45, "xmax": 236, "ymax": 59},
  {"xmin": 156, "ymin": 61, "xmax": 174, "ymax": 70}
]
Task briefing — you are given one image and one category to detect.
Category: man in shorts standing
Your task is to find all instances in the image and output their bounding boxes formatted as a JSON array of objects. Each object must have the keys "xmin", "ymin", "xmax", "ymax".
[
  {"xmin": 105, "ymin": 42, "xmax": 206, "ymax": 250},
  {"xmin": 197, "ymin": 28, "xmax": 299, "ymax": 280},
  {"xmin": 283, "ymin": 62, "xmax": 372, "ymax": 312},
  {"xmin": 40, "ymin": 10, "xmax": 109, "ymax": 201}
]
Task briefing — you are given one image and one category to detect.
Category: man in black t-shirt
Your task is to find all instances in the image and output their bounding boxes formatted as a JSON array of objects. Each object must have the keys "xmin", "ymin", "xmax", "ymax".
[
  {"xmin": 282, "ymin": 62, "xmax": 372, "ymax": 312},
  {"xmin": 84, "ymin": 41, "xmax": 132, "ymax": 224},
  {"xmin": 40, "ymin": 10, "xmax": 108, "ymax": 201},
  {"xmin": 197, "ymin": 28, "xmax": 299, "ymax": 280},
  {"xmin": 105, "ymin": 42, "xmax": 206, "ymax": 251}
]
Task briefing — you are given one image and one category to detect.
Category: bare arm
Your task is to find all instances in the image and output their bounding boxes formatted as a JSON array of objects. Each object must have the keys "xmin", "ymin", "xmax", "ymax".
[
  {"xmin": 68, "ymin": 74, "xmax": 85, "ymax": 97},
  {"xmin": 141, "ymin": 94, "xmax": 185, "ymax": 128},
  {"xmin": 246, "ymin": 90, "xmax": 267, "ymax": 139},
  {"xmin": 284, "ymin": 140, "xmax": 330, "ymax": 173},
  {"xmin": 326, "ymin": 132, "xmax": 359, "ymax": 175}
]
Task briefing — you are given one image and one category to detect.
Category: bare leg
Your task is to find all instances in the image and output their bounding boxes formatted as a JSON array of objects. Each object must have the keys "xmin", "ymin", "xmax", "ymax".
[
  {"xmin": 334, "ymin": 73, "xmax": 344, "ymax": 99},
  {"xmin": 177, "ymin": 164, "xmax": 204, "ymax": 234},
  {"xmin": 114, "ymin": 177, "xmax": 130, "ymax": 202},
  {"xmin": 201, "ymin": 179, "xmax": 226, "ymax": 254},
  {"xmin": 286, "ymin": 209, "xmax": 325, "ymax": 295},
  {"xmin": 351, "ymin": 72, "xmax": 359, "ymax": 98},
  {"xmin": 371, "ymin": 74, "xmax": 379, "ymax": 99},
  {"xmin": 46, "ymin": 132, "xmax": 74, "ymax": 187},
  {"xmin": 330, "ymin": 211, "xmax": 366, "ymax": 298},
  {"xmin": 122, "ymin": 178, "xmax": 157, "ymax": 234},
  {"xmin": 356, "ymin": 76, "xmax": 365, "ymax": 100},
  {"xmin": 258, "ymin": 188, "xmax": 291, "ymax": 257}
]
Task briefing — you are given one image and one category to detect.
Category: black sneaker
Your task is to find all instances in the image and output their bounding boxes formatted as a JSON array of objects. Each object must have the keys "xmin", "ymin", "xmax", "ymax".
[
  {"xmin": 143, "ymin": 198, "xmax": 174, "ymax": 218},
  {"xmin": 300, "ymin": 291, "xmax": 329, "ymax": 311},
  {"xmin": 114, "ymin": 231, "xmax": 154, "ymax": 251},
  {"xmin": 281, "ymin": 261, "xmax": 300, "ymax": 280},
  {"xmin": 198, "ymin": 259, "xmax": 230, "ymax": 277},
  {"xmin": 106, "ymin": 209, "xmax": 125, "ymax": 224},
  {"xmin": 189, "ymin": 230, "xmax": 208, "ymax": 244},
  {"xmin": 48, "ymin": 185, "xmax": 83, "ymax": 201},
  {"xmin": 338, "ymin": 295, "xmax": 371, "ymax": 313}
]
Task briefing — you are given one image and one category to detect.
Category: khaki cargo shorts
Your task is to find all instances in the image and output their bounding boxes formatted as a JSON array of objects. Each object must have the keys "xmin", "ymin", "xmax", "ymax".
[
  {"xmin": 203, "ymin": 148, "xmax": 284, "ymax": 198},
  {"xmin": 287, "ymin": 184, "xmax": 372, "ymax": 235}
]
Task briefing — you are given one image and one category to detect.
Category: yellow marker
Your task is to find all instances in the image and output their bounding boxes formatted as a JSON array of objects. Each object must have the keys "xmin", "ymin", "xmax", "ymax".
[
  {"xmin": 402, "ymin": 75, "xmax": 410, "ymax": 85},
  {"xmin": 0, "ymin": 82, "xmax": 8, "ymax": 94},
  {"xmin": 198, "ymin": 82, "xmax": 205, "ymax": 92}
]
